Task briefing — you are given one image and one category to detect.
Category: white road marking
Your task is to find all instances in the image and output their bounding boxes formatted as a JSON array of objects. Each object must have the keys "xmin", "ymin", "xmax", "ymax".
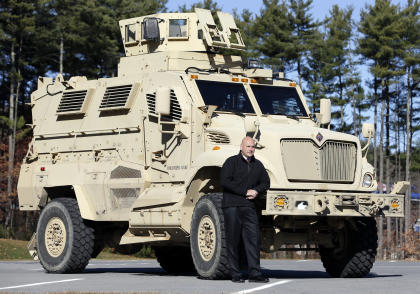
[
  {"xmin": 296, "ymin": 260, "xmax": 308, "ymax": 262},
  {"xmin": 231, "ymin": 280, "xmax": 292, "ymax": 294},
  {"xmin": 0, "ymin": 278, "xmax": 83, "ymax": 290}
]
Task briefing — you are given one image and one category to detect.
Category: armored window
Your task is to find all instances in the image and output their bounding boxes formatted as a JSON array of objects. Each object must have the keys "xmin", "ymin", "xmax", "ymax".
[
  {"xmin": 169, "ymin": 19, "xmax": 188, "ymax": 39},
  {"xmin": 195, "ymin": 80, "xmax": 255, "ymax": 114},
  {"xmin": 251, "ymin": 85, "xmax": 307, "ymax": 117},
  {"xmin": 125, "ymin": 23, "xmax": 138, "ymax": 45}
]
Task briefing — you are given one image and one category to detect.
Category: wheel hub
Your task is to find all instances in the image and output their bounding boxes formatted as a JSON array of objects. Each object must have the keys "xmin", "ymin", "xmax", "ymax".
[
  {"xmin": 45, "ymin": 217, "xmax": 67, "ymax": 257},
  {"xmin": 197, "ymin": 215, "xmax": 216, "ymax": 261}
]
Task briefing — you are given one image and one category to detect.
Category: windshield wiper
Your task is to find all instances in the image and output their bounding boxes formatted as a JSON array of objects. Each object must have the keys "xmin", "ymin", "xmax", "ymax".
[
  {"xmin": 286, "ymin": 115, "xmax": 300, "ymax": 121},
  {"xmin": 232, "ymin": 111, "xmax": 245, "ymax": 117}
]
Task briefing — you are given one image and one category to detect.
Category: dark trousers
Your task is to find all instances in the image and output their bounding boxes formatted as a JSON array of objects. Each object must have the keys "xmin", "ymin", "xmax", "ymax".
[{"xmin": 223, "ymin": 206, "xmax": 261, "ymax": 278}]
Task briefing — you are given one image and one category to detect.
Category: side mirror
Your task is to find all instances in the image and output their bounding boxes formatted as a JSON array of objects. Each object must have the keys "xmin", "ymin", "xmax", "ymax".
[
  {"xmin": 143, "ymin": 18, "xmax": 160, "ymax": 41},
  {"xmin": 362, "ymin": 123, "xmax": 375, "ymax": 138},
  {"xmin": 319, "ymin": 99, "xmax": 331, "ymax": 125},
  {"xmin": 244, "ymin": 117, "xmax": 258, "ymax": 133},
  {"xmin": 156, "ymin": 87, "xmax": 171, "ymax": 115}
]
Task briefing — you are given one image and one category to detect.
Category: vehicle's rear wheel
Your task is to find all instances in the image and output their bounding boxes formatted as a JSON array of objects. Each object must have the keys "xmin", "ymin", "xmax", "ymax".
[
  {"xmin": 154, "ymin": 246, "xmax": 195, "ymax": 273},
  {"xmin": 36, "ymin": 198, "xmax": 94, "ymax": 273},
  {"xmin": 190, "ymin": 193, "xmax": 229, "ymax": 279},
  {"xmin": 319, "ymin": 217, "xmax": 377, "ymax": 278}
]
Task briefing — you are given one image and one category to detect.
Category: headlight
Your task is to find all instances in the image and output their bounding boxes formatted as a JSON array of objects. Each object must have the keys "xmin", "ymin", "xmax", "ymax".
[{"xmin": 362, "ymin": 173, "xmax": 373, "ymax": 188}]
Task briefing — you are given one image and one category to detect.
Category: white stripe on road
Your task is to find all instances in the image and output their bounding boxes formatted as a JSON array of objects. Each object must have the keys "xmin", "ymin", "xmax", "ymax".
[
  {"xmin": 231, "ymin": 280, "xmax": 292, "ymax": 294},
  {"xmin": 0, "ymin": 278, "xmax": 83, "ymax": 290}
]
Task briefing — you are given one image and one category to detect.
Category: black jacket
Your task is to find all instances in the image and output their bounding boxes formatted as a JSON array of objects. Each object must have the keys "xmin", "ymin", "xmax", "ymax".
[{"xmin": 220, "ymin": 152, "xmax": 270, "ymax": 208}]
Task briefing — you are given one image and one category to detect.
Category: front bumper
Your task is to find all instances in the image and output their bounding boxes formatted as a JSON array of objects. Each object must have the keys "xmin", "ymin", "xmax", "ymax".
[{"xmin": 263, "ymin": 181, "xmax": 409, "ymax": 217}]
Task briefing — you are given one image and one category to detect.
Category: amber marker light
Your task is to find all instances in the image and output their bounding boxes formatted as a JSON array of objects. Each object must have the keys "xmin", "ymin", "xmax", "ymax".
[
  {"xmin": 212, "ymin": 146, "xmax": 220, "ymax": 150},
  {"xmin": 232, "ymin": 77, "xmax": 239, "ymax": 82},
  {"xmin": 250, "ymin": 79, "xmax": 257, "ymax": 83},
  {"xmin": 241, "ymin": 78, "xmax": 248, "ymax": 83},
  {"xmin": 275, "ymin": 197, "xmax": 288, "ymax": 208},
  {"xmin": 191, "ymin": 75, "xmax": 198, "ymax": 79},
  {"xmin": 289, "ymin": 82, "xmax": 296, "ymax": 87},
  {"xmin": 391, "ymin": 200, "xmax": 399, "ymax": 209}
]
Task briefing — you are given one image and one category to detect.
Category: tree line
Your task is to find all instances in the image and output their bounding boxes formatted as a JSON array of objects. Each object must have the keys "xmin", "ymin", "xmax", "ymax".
[{"xmin": 0, "ymin": 0, "xmax": 419, "ymax": 258}]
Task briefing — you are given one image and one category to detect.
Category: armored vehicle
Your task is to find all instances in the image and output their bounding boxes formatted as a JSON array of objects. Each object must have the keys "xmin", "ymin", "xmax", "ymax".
[{"xmin": 18, "ymin": 9, "xmax": 408, "ymax": 278}]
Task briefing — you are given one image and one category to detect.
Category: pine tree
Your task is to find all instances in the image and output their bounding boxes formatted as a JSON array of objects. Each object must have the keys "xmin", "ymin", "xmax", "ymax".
[
  {"xmin": 324, "ymin": 5, "xmax": 353, "ymax": 132},
  {"xmin": 302, "ymin": 28, "xmax": 328, "ymax": 113},
  {"xmin": 287, "ymin": 0, "xmax": 319, "ymax": 85},
  {"xmin": 358, "ymin": 0, "xmax": 405, "ymax": 259},
  {"xmin": 233, "ymin": 9, "xmax": 258, "ymax": 60},
  {"xmin": 0, "ymin": 0, "xmax": 36, "ymax": 235},
  {"xmin": 177, "ymin": 0, "xmax": 221, "ymax": 12},
  {"xmin": 400, "ymin": 0, "xmax": 420, "ymax": 242},
  {"xmin": 255, "ymin": 0, "xmax": 294, "ymax": 74}
]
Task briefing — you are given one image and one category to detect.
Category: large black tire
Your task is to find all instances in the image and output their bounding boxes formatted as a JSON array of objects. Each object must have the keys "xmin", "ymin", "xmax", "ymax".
[
  {"xmin": 190, "ymin": 193, "xmax": 229, "ymax": 279},
  {"xmin": 154, "ymin": 246, "xmax": 196, "ymax": 273},
  {"xmin": 36, "ymin": 198, "xmax": 94, "ymax": 273},
  {"xmin": 319, "ymin": 217, "xmax": 377, "ymax": 278}
]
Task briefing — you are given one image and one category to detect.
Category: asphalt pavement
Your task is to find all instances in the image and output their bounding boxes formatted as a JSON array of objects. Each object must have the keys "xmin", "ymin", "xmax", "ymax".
[{"xmin": 0, "ymin": 259, "xmax": 419, "ymax": 293}]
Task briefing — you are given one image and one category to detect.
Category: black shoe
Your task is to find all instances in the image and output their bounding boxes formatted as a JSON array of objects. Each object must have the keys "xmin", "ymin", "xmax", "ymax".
[
  {"xmin": 231, "ymin": 276, "xmax": 245, "ymax": 283},
  {"xmin": 249, "ymin": 275, "xmax": 269, "ymax": 283}
]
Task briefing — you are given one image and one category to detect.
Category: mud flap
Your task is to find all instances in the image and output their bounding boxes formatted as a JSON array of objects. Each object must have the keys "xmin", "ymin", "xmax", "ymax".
[{"xmin": 27, "ymin": 233, "xmax": 39, "ymax": 261}]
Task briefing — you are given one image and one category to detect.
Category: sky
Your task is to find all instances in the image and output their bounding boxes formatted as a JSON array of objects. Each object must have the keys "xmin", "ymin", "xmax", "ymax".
[{"xmin": 166, "ymin": 0, "xmax": 401, "ymax": 21}]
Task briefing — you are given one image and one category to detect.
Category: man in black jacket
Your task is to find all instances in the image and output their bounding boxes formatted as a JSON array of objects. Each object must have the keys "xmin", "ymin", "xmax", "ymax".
[{"xmin": 221, "ymin": 136, "xmax": 270, "ymax": 283}]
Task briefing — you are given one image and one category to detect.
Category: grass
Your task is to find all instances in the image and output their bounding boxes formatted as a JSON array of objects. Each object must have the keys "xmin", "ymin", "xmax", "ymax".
[{"xmin": 0, "ymin": 238, "xmax": 32, "ymax": 260}]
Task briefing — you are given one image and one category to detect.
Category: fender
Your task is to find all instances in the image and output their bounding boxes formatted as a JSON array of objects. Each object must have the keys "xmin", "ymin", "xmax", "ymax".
[{"xmin": 73, "ymin": 185, "xmax": 97, "ymax": 220}]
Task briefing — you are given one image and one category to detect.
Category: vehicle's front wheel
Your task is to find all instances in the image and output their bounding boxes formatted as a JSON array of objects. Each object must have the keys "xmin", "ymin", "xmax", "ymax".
[
  {"xmin": 36, "ymin": 198, "xmax": 94, "ymax": 273},
  {"xmin": 319, "ymin": 217, "xmax": 377, "ymax": 278},
  {"xmin": 190, "ymin": 193, "xmax": 229, "ymax": 279}
]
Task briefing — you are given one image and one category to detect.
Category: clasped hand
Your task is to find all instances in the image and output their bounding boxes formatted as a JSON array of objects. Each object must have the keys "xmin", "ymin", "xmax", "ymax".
[{"xmin": 246, "ymin": 189, "xmax": 258, "ymax": 200}]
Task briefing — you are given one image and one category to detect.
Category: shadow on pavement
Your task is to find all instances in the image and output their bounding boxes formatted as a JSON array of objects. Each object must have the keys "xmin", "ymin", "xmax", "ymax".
[
  {"xmin": 84, "ymin": 267, "xmax": 197, "ymax": 277},
  {"xmin": 262, "ymin": 269, "xmax": 402, "ymax": 279}
]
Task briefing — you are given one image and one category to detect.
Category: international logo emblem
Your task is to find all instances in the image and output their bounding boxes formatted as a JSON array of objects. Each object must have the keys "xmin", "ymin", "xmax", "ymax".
[{"xmin": 316, "ymin": 132, "xmax": 323, "ymax": 142}]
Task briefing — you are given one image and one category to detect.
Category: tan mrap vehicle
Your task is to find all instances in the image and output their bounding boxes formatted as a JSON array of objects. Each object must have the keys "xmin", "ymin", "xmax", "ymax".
[{"xmin": 18, "ymin": 8, "xmax": 408, "ymax": 278}]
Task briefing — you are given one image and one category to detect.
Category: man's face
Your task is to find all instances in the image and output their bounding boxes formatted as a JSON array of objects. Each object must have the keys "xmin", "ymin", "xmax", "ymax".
[{"xmin": 241, "ymin": 138, "xmax": 256, "ymax": 158}]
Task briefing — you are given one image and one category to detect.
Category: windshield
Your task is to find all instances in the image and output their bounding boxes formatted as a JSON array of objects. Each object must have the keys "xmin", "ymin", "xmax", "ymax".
[
  {"xmin": 251, "ymin": 85, "xmax": 307, "ymax": 116},
  {"xmin": 195, "ymin": 80, "xmax": 255, "ymax": 113}
]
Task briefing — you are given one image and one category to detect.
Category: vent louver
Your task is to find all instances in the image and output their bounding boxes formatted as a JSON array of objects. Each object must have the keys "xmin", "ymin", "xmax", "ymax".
[
  {"xmin": 146, "ymin": 89, "xmax": 182, "ymax": 121},
  {"xmin": 57, "ymin": 90, "xmax": 88, "ymax": 114},
  {"xmin": 99, "ymin": 84, "xmax": 133, "ymax": 110},
  {"xmin": 206, "ymin": 131, "xmax": 230, "ymax": 144},
  {"xmin": 110, "ymin": 166, "xmax": 141, "ymax": 179},
  {"xmin": 146, "ymin": 92, "xmax": 156, "ymax": 114}
]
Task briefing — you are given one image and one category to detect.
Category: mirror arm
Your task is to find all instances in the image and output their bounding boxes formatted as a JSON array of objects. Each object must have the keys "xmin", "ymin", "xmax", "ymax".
[
  {"xmin": 251, "ymin": 121, "xmax": 265, "ymax": 148},
  {"xmin": 361, "ymin": 133, "xmax": 372, "ymax": 157}
]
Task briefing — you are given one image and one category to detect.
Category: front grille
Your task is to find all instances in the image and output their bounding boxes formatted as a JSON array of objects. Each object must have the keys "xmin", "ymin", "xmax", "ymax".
[
  {"xmin": 281, "ymin": 139, "xmax": 356, "ymax": 183},
  {"xmin": 320, "ymin": 141, "xmax": 356, "ymax": 182}
]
